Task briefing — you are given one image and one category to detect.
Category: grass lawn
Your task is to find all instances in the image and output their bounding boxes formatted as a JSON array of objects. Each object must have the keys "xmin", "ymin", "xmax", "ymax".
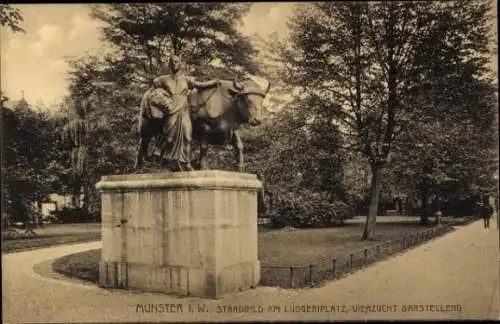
[
  {"xmin": 52, "ymin": 216, "xmax": 474, "ymax": 284},
  {"xmin": 259, "ymin": 216, "xmax": 463, "ymax": 266},
  {"xmin": 2, "ymin": 223, "xmax": 101, "ymax": 253},
  {"xmin": 53, "ymin": 248, "xmax": 101, "ymax": 282}
]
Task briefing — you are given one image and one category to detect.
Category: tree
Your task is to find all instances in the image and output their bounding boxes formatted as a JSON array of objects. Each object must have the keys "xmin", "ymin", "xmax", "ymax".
[
  {"xmin": 283, "ymin": 1, "xmax": 495, "ymax": 239},
  {"xmin": 0, "ymin": 4, "xmax": 24, "ymax": 33},
  {"xmin": 389, "ymin": 80, "xmax": 497, "ymax": 222},
  {"xmin": 389, "ymin": 0, "xmax": 497, "ymax": 222},
  {"xmin": 89, "ymin": 3, "xmax": 259, "ymax": 84},
  {"xmin": 2, "ymin": 97, "xmax": 69, "ymax": 226},
  {"xmin": 240, "ymin": 100, "xmax": 352, "ymax": 227},
  {"xmin": 60, "ymin": 4, "xmax": 262, "ymax": 217},
  {"xmin": 61, "ymin": 55, "xmax": 133, "ymax": 216}
]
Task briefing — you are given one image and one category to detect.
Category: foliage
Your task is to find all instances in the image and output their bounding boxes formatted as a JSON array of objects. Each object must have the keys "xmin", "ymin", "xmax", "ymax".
[
  {"xmin": 388, "ymin": 73, "xmax": 497, "ymax": 223},
  {"xmin": 266, "ymin": 189, "xmax": 354, "ymax": 228},
  {"xmin": 89, "ymin": 3, "xmax": 258, "ymax": 83},
  {"xmin": 282, "ymin": 1, "xmax": 496, "ymax": 238},
  {"xmin": 243, "ymin": 99, "xmax": 347, "ymax": 192},
  {"xmin": 238, "ymin": 98, "xmax": 353, "ymax": 227},
  {"xmin": 0, "ymin": 4, "xmax": 24, "ymax": 33},
  {"xmin": 2, "ymin": 97, "xmax": 70, "ymax": 225},
  {"xmin": 52, "ymin": 207, "xmax": 100, "ymax": 223},
  {"xmin": 59, "ymin": 4, "xmax": 262, "ymax": 218},
  {"xmin": 60, "ymin": 55, "xmax": 135, "ymax": 215},
  {"xmin": 341, "ymin": 151, "xmax": 397, "ymax": 215},
  {"xmin": 388, "ymin": 0, "xmax": 497, "ymax": 206},
  {"xmin": 440, "ymin": 196, "xmax": 482, "ymax": 218}
]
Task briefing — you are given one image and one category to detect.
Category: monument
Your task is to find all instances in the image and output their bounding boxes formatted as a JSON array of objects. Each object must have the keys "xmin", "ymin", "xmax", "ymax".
[
  {"xmin": 97, "ymin": 171, "xmax": 262, "ymax": 298},
  {"xmin": 97, "ymin": 57, "xmax": 270, "ymax": 298}
]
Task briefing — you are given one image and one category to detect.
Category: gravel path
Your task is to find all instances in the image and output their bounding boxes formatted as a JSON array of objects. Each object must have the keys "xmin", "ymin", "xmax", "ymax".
[{"xmin": 2, "ymin": 219, "xmax": 498, "ymax": 323}]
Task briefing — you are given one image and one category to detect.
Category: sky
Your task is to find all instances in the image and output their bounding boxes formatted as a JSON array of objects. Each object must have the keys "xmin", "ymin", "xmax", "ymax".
[
  {"xmin": 0, "ymin": 3, "xmax": 295, "ymax": 106},
  {"xmin": 0, "ymin": 2, "xmax": 497, "ymax": 107}
]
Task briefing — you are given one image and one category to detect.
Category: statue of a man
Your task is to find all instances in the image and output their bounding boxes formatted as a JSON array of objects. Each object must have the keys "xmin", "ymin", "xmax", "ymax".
[{"xmin": 152, "ymin": 54, "xmax": 219, "ymax": 171}]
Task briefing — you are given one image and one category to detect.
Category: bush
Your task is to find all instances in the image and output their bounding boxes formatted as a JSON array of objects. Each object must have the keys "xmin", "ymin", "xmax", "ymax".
[
  {"xmin": 266, "ymin": 189, "xmax": 354, "ymax": 228},
  {"xmin": 352, "ymin": 193, "xmax": 394, "ymax": 216},
  {"xmin": 53, "ymin": 207, "xmax": 99, "ymax": 223},
  {"xmin": 440, "ymin": 196, "xmax": 482, "ymax": 218}
]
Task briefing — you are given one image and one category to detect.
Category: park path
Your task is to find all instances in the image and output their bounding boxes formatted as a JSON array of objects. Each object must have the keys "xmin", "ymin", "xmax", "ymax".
[{"xmin": 2, "ymin": 219, "xmax": 499, "ymax": 323}]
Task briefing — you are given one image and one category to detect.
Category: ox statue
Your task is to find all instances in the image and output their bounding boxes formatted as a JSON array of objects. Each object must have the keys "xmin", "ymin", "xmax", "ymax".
[{"xmin": 134, "ymin": 75, "xmax": 271, "ymax": 172}]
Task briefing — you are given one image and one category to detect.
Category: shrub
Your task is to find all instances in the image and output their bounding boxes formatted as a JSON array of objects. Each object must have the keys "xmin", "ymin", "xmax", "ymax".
[
  {"xmin": 53, "ymin": 207, "xmax": 99, "ymax": 223},
  {"xmin": 352, "ymin": 192, "xmax": 394, "ymax": 216},
  {"xmin": 266, "ymin": 189, "xmax": 354, "ymax": 228},
  {"xmin": 440, "ymin": 196, "xmax": 482, "ymax": 217}
]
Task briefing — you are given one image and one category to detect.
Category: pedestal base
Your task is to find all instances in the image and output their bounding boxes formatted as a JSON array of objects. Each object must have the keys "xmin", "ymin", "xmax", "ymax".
[
  {"xmin": 96, "ymin": 171, "xmax": 262, "ymax": 299},
  {"xmin": 99, "ymin": 260, "xmax": 260, "ymax": 298}
]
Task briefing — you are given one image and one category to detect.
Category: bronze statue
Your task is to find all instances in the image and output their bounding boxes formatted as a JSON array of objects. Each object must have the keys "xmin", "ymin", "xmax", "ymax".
[
  {"xmin": 135, "ymin": 54, "xmax": 220, "ymax": 171},
  {"xmin": 134, "ymin": 56, "xmax": 271, "ymax": 172}
]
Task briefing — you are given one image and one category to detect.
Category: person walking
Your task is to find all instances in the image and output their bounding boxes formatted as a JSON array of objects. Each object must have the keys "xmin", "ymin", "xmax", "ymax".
[{"xmin": 479, "ymin": 202, "xmax": 493, "ymax": 229}]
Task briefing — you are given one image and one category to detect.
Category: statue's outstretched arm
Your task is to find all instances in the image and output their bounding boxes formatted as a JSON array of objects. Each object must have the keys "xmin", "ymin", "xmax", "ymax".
[{"xmin": 189, "ymin": 78, "xmax": 220, "ymax": 90}]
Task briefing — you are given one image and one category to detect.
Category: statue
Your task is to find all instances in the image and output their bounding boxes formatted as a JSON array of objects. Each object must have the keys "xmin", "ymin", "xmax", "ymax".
[
  {"xmin": 135, "ymin": 54, "xmax": 220, "ymax": 171},
  {"xmin": 189, "ymin": 75, "xmax": 270, "ymax": 172},
  {"xmin": 134, "ymin": 59, "xmax": 271, "ymax": 172}
]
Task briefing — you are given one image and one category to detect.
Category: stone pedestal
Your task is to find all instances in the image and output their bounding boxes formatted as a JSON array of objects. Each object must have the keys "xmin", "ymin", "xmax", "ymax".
[{"xmin": 96, "ymin": 171, "xmax": 262, "ymax": 299}]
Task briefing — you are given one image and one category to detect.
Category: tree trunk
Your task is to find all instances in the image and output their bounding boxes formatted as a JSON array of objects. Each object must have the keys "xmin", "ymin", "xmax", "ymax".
[
  {"xmin": 83, "ymin": 177, "xmax": 90, "ymax": 219},
  {"xmin": 420, "ymin": 188, "xmax": 430, "ymax": 225},
  {"xmin": 37, "ymin": 201, "xmax": 43, "ymax": 228},
  {"xmin": 72, "ymin": 183, "xmax": 81, "ymax": 209},
  {"xmin": 435, "ymin": 192, "xmax": 441, "ymax": 225},
  {"xmin": 362, "ymin": 165, "xmax": 382, "ymax": 240}
]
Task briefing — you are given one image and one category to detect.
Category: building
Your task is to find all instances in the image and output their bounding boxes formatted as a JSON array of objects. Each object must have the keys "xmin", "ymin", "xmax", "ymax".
[{"xmin": 40, "ymin": 193, "xmax": 83, "ymax": 220}]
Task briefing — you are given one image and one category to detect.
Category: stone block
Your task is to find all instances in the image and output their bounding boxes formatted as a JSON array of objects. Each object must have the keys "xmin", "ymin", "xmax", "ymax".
[
  {"xmin": 187, "ymin": 268, "xmax": 206, "ymax": 296},
  {"xmin": 127, "ymin": 263, "xmax": 150, "ymax": 291},
  {"xmin": 98, "ymin": 261, "xmax": 108, "ymax": 287},
  {"xmin": 117, "ymin": 262, "xmax": 128, "ymax": 288}
]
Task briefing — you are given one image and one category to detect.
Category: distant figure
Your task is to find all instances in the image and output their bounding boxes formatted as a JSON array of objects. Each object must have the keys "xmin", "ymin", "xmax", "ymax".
[
  {"xmin": 434, "ymin": 210, "xmax": 442, "ymax": 225},
  {"xmin": 478, "ymin": 202, "xmax": 493, "ymax": 229}
]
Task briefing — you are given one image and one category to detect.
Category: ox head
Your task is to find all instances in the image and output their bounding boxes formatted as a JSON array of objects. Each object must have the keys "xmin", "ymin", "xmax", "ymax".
[{"xmin": 234, "ymin": 75, "xmax": 271, "ymax": 126}]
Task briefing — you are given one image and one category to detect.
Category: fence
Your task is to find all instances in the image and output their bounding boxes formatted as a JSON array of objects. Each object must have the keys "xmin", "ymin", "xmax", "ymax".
[{"xmin": 260, "ymin": 224, "xmax": 457, "ymax": 288}]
